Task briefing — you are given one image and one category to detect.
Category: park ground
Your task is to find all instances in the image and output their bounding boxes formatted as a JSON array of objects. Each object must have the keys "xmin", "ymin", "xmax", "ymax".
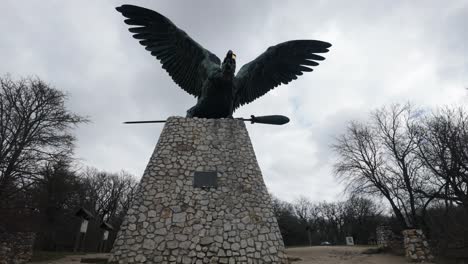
[
  {"xmin": 29, "ymin": 246, "xmax": 411, "ymax": 264},
  {"xmin": 286, "ymin": 246, "xmax": 408, "ymax": 264}
]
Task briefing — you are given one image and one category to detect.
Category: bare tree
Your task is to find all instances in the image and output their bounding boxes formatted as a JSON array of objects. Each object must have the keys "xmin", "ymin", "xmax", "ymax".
[
  {"xmin": 292, "ymin": 196, "xmax": 322, "ymax": 245},
  {"xmin": 33, "ymin": 160, "xmax": 83, "ymax": 250},
  {"xmin": 318, "ymin": 201, "xmax": 346, "ymax": 243},
  {"xmin": 82, "ymin": 168, "xmax": 138, "ymax": 222},
  {"xmin": 273, "ymin": 195, "xmax": 385, "ymax": 246},
  {"xmin": 343, "ymin": 196, "xmax": 383, "ymax": 244},
  {"xmin": 333, "ymin": 104, "xmax": 432, "ymax": 228},
  {"xmin": 270, "ymin": 195, "xmax": 307, "ymax": 245},
  {"xmin": 271, "ymin": 195, "xmax": 293, "ymax": 219},
  {"xmin": 290, "ymin": 197, "xmax": 383, "ymax": 245},
  {"xmin": 292, "ymin": 196, "xmax": 314, "ymax": 224},
  {"xmin": 418, "ymin": 107, "xmax": 468, "ymax": 211},
  {"xmin": 0, "ymin": 75, "xmax": 87, "ymax": 200}
]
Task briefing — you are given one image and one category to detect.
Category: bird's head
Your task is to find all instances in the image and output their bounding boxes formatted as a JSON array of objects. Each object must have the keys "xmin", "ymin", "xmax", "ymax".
[{"xmin": 221, "ymin": 50, "xmax": 236, "ymax": 77}]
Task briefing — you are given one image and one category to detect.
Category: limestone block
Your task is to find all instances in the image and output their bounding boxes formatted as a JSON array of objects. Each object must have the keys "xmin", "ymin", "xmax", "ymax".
[{"xmin": 402, "ymin": 229, "xmax": 434, "ymax": 263}]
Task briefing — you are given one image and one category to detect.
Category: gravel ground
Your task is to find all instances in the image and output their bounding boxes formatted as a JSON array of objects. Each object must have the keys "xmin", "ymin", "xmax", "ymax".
[
  {"xmin": 29, "ymin": 246, "xmax": 409, "ymax": 263},
  {"xmin": 29, "ymin": 253, "xmax": 110, "ymax": 264},
  {"xmin": 285, "ymin": 246, "xmax": 410, "ymax": 264}
]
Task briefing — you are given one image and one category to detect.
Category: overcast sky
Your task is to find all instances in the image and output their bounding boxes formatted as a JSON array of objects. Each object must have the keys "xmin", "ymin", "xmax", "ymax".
[{"xmin": 1, "ymin": 0, "xmax": 467, "ymax": 203}]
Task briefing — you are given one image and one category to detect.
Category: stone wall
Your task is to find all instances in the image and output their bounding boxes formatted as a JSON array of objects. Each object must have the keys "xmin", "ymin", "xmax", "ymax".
[
  {"xmin": 0, "ymin": 231, "xmax": 35, "ymax": 264},
  {"xmin": 376, "ymin": 226, "xmax": 404, "ymax": 254},
  {"xmin": 110, "ymin": 117, "xmax": 288, "ymax": 264},
  {"xmin": 402, "ymin": 229, "xmax": 434, "ymax": 262},
  {"xmin": 376, "ymin": 225, "xmax": 392, "ymax": 247}
]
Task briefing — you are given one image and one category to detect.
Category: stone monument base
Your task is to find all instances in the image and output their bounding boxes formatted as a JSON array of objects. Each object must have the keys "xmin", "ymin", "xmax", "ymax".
[
  {"xmin": 0, "ymin": 231, "xmax": 35, "ymax": 264},
  {"xmin": 110, "ymin": 117, "xmax": 288, "ymax": 263},
  {"xmin": 402, "ymin": 229, "xmax": 434, "ymax": 262}
]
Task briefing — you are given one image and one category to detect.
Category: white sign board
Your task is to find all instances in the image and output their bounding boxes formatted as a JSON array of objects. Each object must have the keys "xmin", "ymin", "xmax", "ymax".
[
  {"xmin": 345, "ymin": 236, "xmax": 354, "ymax": 245},
  {"xmin": 80, "ymin": 219, "xmax": 89, "ymax": 233}
]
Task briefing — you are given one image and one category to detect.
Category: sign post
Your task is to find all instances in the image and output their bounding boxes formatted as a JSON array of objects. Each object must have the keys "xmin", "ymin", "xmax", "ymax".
[
  {"xmin": 99, "ymin": 222, "xmax": 114, "ymax": 252},
  {"xmin": 74, "ymin": 208, "xmax": 94, "ymax": 252}
]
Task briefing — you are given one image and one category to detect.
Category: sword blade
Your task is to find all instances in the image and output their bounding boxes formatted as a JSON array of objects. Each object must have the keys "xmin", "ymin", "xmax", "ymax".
[
  {"xmin": 123, "ymin": 120, "xmax": 166, "ymax": 124},
  {"xmin": 124, "ymin": 115, "xmax": 289, "ymax": 125}
]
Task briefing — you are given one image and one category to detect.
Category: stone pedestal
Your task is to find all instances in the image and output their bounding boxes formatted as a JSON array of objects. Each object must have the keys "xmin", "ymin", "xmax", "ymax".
[
  {"xmin": 402, "ymin": 229, "xmax": 434, "ymax": 262},
  {"xmin": 0, "ymin": 231, "xmax": 35, "ymax": 264},
  {"xmin": 110, "ymin": 117, "xmax": 288, "ymax": 264}
]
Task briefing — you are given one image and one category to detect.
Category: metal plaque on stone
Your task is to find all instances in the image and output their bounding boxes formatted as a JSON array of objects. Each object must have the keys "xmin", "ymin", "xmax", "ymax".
[{"xmin": 193, "ymin": 171, "xmax": 218, "ymax": 188}]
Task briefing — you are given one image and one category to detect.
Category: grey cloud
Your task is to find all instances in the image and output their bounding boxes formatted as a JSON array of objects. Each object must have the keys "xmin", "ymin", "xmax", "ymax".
[{"xmin": 1, "ymin": 0, "xmax": 467, "ymax": 203}]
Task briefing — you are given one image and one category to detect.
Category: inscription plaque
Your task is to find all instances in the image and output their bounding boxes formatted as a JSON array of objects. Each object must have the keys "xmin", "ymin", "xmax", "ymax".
[{"xmin": 193, "ymin": 171, "xmax": 218, "ymax": 188}]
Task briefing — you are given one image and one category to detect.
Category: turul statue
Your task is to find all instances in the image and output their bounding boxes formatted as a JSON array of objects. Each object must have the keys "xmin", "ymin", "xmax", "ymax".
[{"xmin": 116, "ymin": 5, "xmax": 331, "ymax": 118}]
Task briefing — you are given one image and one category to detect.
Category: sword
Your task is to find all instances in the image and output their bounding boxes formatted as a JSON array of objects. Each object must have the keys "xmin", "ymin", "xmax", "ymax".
[
  {"xmin": 123, "ymin": 115, "xmax": 289, "ymax": 125},
  {"xmin": 123, "ymin": 120, "xmax": 166, "ymax": 124}
]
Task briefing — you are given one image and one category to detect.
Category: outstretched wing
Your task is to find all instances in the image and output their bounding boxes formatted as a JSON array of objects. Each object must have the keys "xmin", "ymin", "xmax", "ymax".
[
  {"xmin": 116, "ymin": 5, "xmax": 221, "ymax": 97},
  {"xmin": 234, "ymin": 40, "xmax": 331, "ymax": 109}
]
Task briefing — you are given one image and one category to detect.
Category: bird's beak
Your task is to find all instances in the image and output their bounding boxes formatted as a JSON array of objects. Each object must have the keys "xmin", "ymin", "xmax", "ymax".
[{"xmin": 232, "ymin": 53, "xmax": 236, "ymax": 60}]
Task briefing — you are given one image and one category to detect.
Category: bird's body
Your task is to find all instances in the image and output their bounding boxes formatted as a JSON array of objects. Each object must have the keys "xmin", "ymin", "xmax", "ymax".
[
  {"xmin": 188, "ymin": 69, "xmax": 235, "ymax": 118},
  {"xmin": 116, "ymin": 5, "xmax": 331, "ymax": 119}
]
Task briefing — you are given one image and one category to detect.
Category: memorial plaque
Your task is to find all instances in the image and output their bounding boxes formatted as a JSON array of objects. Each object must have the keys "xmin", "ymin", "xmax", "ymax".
[{"xmin": 193, "ymin": 171, "xmax": 218, "ymax": 188}]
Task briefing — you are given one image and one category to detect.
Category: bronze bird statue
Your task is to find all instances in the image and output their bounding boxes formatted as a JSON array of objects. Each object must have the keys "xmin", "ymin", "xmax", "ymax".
[{"xmin": 116, "ymin": 5, "xmax": 331, "ymax": 119}]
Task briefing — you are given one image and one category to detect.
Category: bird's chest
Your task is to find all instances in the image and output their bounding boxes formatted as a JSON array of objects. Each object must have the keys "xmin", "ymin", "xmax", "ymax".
[
  {"xmin": 203, "ymin": 73, "xmax": 234, "ymax": 98},
  {"xmin": 196, "ymin": 73, "xmax": 234, "ymax": 117}
]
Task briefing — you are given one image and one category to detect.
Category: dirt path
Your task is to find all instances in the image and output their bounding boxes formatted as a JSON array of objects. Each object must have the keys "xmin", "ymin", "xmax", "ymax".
[
  {"xmin": 29, "ymin": 253, "xmax": 110, "ymax": 264},
  {"xmin": 285, "ymin": 246, "xmax": 409, "ymax": 264},
  {"xmin": 29, "ymin": 247, "xmax": 408, "ymax": 263}
]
